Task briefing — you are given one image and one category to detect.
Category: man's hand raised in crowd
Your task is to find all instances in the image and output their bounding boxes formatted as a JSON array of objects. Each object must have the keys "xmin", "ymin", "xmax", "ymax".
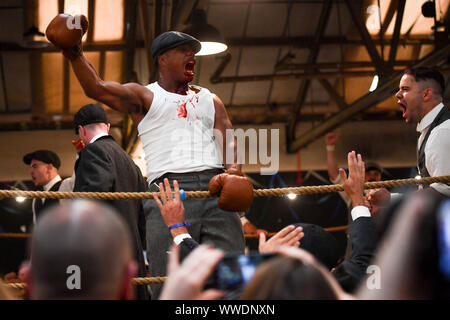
[
  {"xmin": 153, "ymin": 178, "xmax": 188, "ymax": 238},
  {"xmin": 339, "ymin": 151, "xmax": 367, "ymax": 208},
  {"xmin": 259, "ymin": 225, "xmax": 304, "ymax": 254}
]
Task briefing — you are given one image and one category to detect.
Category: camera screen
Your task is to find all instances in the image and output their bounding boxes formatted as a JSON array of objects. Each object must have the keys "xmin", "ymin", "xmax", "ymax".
[
  {"xmin": 437, "ymin": 200, "xmax": 450, "ymax": 280},
  {"xmin": 215, "ymin": 253, "xmax": 274, "ymax": 291}
]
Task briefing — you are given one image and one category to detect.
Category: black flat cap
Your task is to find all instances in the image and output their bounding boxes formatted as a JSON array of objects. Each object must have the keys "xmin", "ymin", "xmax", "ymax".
[
  {"xmin": 365, "ymin": 162, "xmax": 382, "ymax": 173},
  {"xmin": 151, "ymin": 31, "xmax": 201, "ymax": 64},
  {"xmin": 74, "ymin": 104, "xmax": 109, "ymax": 134},
  {"xmin": 23, "ymin": 150, "xmax": 61, "ymax": 169},
  {"xmin": 294, "ymin": 223, "xmax": 339, "ymax": 270}
]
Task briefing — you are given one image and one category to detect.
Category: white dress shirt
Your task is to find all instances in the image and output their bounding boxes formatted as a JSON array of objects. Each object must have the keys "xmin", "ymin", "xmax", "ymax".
[
  {"xmin": 89, "ymin": 132, "xmax": 109, "ymax": 144},
  {"xmin": 417, "ymin": 103, "xmax": 450, "ymax": 196}
]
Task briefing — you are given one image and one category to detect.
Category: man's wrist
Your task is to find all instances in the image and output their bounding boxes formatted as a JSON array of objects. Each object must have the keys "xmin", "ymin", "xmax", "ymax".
[
  {"xmin": 170, "ymin": 226, "xmax": 189, "ymax": 239},
  {"xmin": 173, "ymin": 233, "xmax": 192, "ymax": 245},
  {"xmin": 352, "ymin": 200, "xmax": 365, "ymax": 206},
  {"xmin": 351, "ymin": 206, "xmax": 371, "ymax": 221},
  {"xmin": 351, "ymin": 196, "xmax": 366, "ymax": 207},
  {"xmin": 326, "ymin": 145, "xmax": 335, "ymax": 151},
  {"xmin": 168, "ymin": 222, "xmax": 190, "ymax": 230}
]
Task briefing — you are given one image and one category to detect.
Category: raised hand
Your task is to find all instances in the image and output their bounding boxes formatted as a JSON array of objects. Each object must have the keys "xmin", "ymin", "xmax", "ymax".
[
  {"xmin": 339, "ymin": 151, "xmax": 366, "ymax": 207},
  {"xmin": 160, "ymin": 244, "xmax": 226, "ymax": 300},
  {"xmin": 325, "ymin": 132, "xmax": 338, "ymax": 146},
  {"xmin": 152, "ymin": 179, "xmax": 186, "ymax": 231},
  {"xmin": 259, "ymin": 225, "xmax": 304, "ymax": 254}
]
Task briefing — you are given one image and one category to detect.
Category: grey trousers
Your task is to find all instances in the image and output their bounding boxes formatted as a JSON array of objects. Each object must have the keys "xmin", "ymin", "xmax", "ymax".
[{"xmin": 144, "ymin": 169, "xmax": 245, "ymax": 298}]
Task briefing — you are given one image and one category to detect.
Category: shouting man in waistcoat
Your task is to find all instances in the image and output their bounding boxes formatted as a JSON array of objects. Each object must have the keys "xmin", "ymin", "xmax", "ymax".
[{"xmin": 367, "ymin": 67, "xmax": 450, "ymax": 211}]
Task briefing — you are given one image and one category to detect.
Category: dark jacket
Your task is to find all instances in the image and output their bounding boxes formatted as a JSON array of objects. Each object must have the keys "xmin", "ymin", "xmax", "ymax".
[
  {"xmin": 332, "ymin": 216, "xmax": 378, "ymax": 293},
  {"xmin": 33, "ymin": 180, "xmax": 62, "ymax": 221},
  {"xmin": 74, "ymin": 135, "xmax": 149, "ymax": 300}
]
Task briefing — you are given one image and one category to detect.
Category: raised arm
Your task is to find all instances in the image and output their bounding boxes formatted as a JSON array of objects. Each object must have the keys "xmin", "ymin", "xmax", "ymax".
[
  {"xmin": 46, "ymin": 14, "xmax": 152, "ymax": 124},
  {"xmin": 325, "ymin": 132, "xmax": 339, "ymax": 181}
]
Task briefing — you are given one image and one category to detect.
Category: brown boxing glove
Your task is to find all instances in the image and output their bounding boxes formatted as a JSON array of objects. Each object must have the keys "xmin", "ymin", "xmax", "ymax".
[
  {"xmin": 71, "ymin": 139, "xmax": 85, "ymax": 153},
  {"xmin": 45, "ymin": 14, "xmax": 88, "ymax": 60},
  {"xmin": 209, "ymin": 169, "xmax": 254, "ymax": 212}
]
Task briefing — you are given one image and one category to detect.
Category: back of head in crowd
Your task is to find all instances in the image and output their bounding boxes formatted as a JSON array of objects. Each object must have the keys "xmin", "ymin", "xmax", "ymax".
[
  {"xmin": 294, "ymin": 223, "xmax": 339, "ymax": 270},
  {"xmin": 241, "ymin": 256, "xmax": 338, "ymax": 300},
  {"xmin": 373, "ymin": 189, "xmax": 450, "ymax": 299},
  {"xmin": 21, "ymin": 200, "xmax": 137, "ymax": 300},
  {"xmin": 74, "ymin": 104, "xmax": 110, "ymax": 145}
]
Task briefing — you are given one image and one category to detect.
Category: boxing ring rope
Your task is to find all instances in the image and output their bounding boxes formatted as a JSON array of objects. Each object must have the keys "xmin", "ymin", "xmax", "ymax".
[
  {"xmin": 6, "ymin": 276, "xmax": 168, "ymax": 290},
  {"xmin": 0, "ymin": 225, "xmax": 350, "ymax": 239},
  {"xmin": 0, "ymin": 175, "xmax": 448, "ymax": 200},
  {"xmin": 2, "ymin": 175, "xmax": 450, "ymax": 290}
]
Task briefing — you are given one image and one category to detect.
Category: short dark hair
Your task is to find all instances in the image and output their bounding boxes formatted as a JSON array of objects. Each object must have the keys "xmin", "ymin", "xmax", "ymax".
[{"xmin": 404, "ymin": 67, "xmax": 445, "ymax": 96}]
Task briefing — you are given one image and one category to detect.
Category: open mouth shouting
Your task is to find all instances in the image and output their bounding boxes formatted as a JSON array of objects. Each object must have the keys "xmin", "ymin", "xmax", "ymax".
[
  {"xmin": 184, "ymin": 60, "xmax": 195, "ymax": 80},
  {"xmin": 398, "ymin": 100, "xmax": 407, "ymax": 119}
]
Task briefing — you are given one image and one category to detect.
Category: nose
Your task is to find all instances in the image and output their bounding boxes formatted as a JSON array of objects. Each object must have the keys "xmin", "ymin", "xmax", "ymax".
[
  {"xmin": 395, "ymin": 89, "xmax": 402, "ymax": 99},
  {"xmin": 186, "ymin": 49, "xmax": 195, "ymax": 57}
]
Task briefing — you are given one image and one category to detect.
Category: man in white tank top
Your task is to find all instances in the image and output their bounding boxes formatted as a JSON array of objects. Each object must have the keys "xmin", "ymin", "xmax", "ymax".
[{"xmin": 46, "ymin": 16, "xmax": 254, "ymax": 298}]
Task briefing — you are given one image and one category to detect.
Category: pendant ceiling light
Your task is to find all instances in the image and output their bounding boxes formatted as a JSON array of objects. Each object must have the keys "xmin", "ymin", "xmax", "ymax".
[
  {"xmin": 19, "ymin": 26, "xmax": 49, "ymax": 49},
  {"xmin": 182, "ymin": 9, "xmax": 227, "ymax": 56}
]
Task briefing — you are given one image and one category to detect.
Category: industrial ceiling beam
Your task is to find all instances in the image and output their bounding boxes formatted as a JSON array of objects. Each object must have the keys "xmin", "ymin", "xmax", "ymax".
[
  {"xmin": 344, "ymin": 0, "xmax": 390, "ymax": 77},
  {"xmin": 380, "ymin": 0, "xmax": 398, "ymax": 38},
  {"xmin": 287, "ymin": 0, "xmax": 333, "ymax": 142},
  {"xmin": 122, "ymin": 0, "xmax": 138, "ymax": 151},
  {"xmin": 287, "ymin": 44, "xmax": 450, "ymax": 153},
  {"xmin": 211, "ymin": 69, "xmax": 396, "ymax": 84},
  {"xmin": 318, "ymin": 79, "xmax": 348, "ymax": 110},
  {"xmin": 0, "ymin": 35, "xmax": 437, "ymax": 52},
  {"xmin": 275, "ymin": 60, "xmax": 415, "ymax": 72},
  {"xmin": 388, "ymin": 0, "xmax": 406, "ymax": 69},
  {"xmin": 171, "ymin": 0, "xmax": 197, "ymax": 29}
]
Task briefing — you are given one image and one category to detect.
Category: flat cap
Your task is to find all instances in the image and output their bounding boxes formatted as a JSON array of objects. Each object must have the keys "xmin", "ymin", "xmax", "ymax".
[
  {"xmin": 294, "ymin": 223, "xmax": 339, "ymax": 270},
  {"xmin": 74, "ymin": 104, "xmax": 109, "ymax": 134},
  {"xmin": 151, "ymin": 31, "xmax": 201, "ymax": 63},
  {"xmin": 23, "ymin": 150, "xmax": 61, "ymax": 169},
  {"xmin": 365, "ymin": 162, "xmax": 382, "ymax": 173}
]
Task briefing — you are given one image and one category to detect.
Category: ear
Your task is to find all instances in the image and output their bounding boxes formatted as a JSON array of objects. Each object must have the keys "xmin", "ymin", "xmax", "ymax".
[
  {"xmin": 158, "ymin": 53, "xmax": 167, "ymax": 67},
  {"xmin": 19, "ymin": 261, "xmax": 32, "ymax": 299},
  {"xmin": 46, "ymin": 163, "xmax": 54, "ymax": 173},
  {"xmin": 118, "ymin": 261, "xmax": 138, "ymax": 300},
  {"xmin": 106, "ymin": 123, "xmax": 110, "ymax": 133},
  {"xmin": 422, "ymin": 88, "xmax": 432, "ymax": 102}
]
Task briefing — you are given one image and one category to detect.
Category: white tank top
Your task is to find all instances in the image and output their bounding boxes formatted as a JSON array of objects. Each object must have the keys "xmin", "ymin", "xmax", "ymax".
[{"xmin": 138, "ymin": 82, "xmax": 223, "ymax": 184}]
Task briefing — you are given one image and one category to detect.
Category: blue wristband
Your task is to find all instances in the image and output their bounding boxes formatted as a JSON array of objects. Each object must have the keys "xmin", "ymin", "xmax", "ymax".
[{"xmin": 168, "ymin": 222, "xmax": 191, "ymax": 230}]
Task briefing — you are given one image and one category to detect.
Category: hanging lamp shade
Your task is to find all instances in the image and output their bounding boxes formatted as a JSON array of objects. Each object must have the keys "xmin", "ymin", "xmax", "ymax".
[
  {"xmin": 182, "ymin": 9, "xmax": 227, "ymax": 56},
  {"xmin": 19, "ymin": 26, "xmax": 49, "ymax": 49}
]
